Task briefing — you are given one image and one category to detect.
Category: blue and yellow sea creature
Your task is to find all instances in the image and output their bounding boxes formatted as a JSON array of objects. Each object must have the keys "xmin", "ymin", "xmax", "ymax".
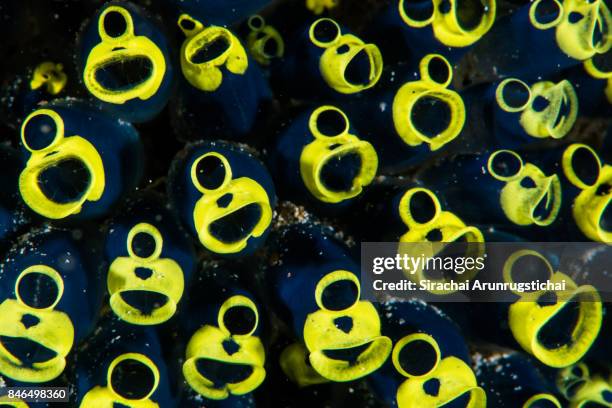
[
  {"xmin": 179, "ymin": 272, "xmax": 266, "ymax": 403},
  {"xmin": 471, "ymin": 0, "xmax": 612, "ymax": 80},
  {"xmin": 371, "ymin": 0, "xmax": 496, "ymax": 65},
  {"xmin": 462, "ymin": 77, "xmax": 579, "ymax": 150},
  {"xmin": 270, "ymin": 104, "xmax": 378, "ymax": 210},
  {"xmin": 348, "ymin": 53, "xmax": 466, "ymax": 171},
  {"xmin": 277, "ymin": 18, "xmax": 383, "ymax": 100},
  {"xmin": 369, "ymin": 299, "xmax": 485, "ymax": 408},
  {"xmin": 17, "ymin": 100, "xmax": 143, "ymax": 221},
  {"xmin": 171, "ymin": 13, "xmax": 273, "ymax": 141},
  {"xmin": 78, "ymin": 2, "xmax": 174, "ymax": 122},
  {"xmin": 168, "ymin": 140, "xmax": 276, "ymax": 256},
  {"xmin": 75, "ymin": 317, "xmax": 174, "ymax": 407},
  {"xmin": 418, "ymin": 149, "xmax": 563, "ymax": 230},
  {"xmin": 0, "ymin": 227, "xmax": 105, "ymax": 384},
  {"xmin": 270, "ymin": 224, "xmax": 392, "ymax": 382},
  {"xmin": 104, "ymin": 192, "xmax": 196, "ymax": 325}
]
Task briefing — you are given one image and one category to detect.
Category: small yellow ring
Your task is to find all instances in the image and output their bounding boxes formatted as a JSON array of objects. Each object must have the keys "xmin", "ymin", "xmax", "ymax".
[
  {"xmin": 562, "ymin": 143, "xmax": 602, "ymax": 190},
  {"xmin": 309, "ymin": 105, "xmax": 350, "ymax": 138},
  {"xmin": 15, "ymin": 265, "xmax": 65, "ymax": 311},
  {"xmin": 177, "ymin": 14, "xmax": 203, "ymax": 37},
  {"xmin": 98, "ymin": 6, "xmax": 135, "ymax": 43},
  {"xmin": 502, "ymin": 249, "xmax": 554, "ymax": 294},
  {"xmin": 419, "ymin": 54, "xmax": 453, "ymax": 88},
  {"xmin": 398, "ymin": 0, "xmax": 435, "ymax": 28},
  {"xmin": 21, "ymin": 109, "xmax": 65, "ymax": 153},
  {"xmin": 496, "ymin": 78, "xmax": 533, "ymax": 113},
  {"xmin": 398, "ymin": 187, "xmax": 442, "ymax": 227},
  {"xmin": 248, "ymin": 15, "xmax": 266, "ymax": 32},
  {"xmin": 314, "ymin": 270, "xmax": 361, "ymax": 312},
  {"xmin": 487, "ymin": 149, "xmax": 524, "ymax": 181},
  {"xmin": 309, "ymin": 18, "xmax": 341, "ymax": 48},
  {"xmin": 190, "ymin": 152, "xmax": 233, "ymax": 194},
  {"xmin": 217, "ymin": 295, "xmax": 259, "ymax": 338},
  {"xmin": 126, "ymin": 223, "xmax": 163, "ymax": 262},
  {"xmin": 392, "ymin": 333, "xmax": 441, "ymax": 378},
  {"xmin": 529, "ymin": 0, "xmax": 564, "ymax": 30},
  {"xmin": 106, "ymin": 353, "xmax": 160, "ymax": 401}
]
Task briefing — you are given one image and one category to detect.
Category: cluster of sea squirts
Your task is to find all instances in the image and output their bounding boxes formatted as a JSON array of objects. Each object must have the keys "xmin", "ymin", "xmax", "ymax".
[{"xmin": 0, "ymin": 0, "xmax": 611, "ymax": 407}]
